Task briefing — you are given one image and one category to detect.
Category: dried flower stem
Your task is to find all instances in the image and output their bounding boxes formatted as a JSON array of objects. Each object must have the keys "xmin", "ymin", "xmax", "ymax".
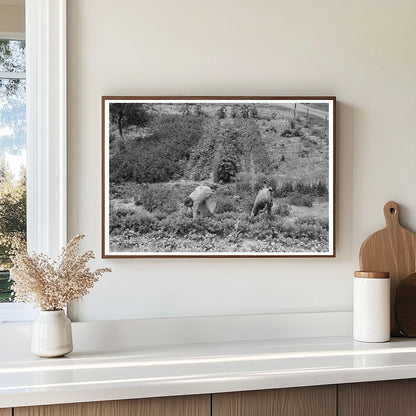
[{"xmin": 10, "ymin": 235, "xmax": 111, "ymax": 310}]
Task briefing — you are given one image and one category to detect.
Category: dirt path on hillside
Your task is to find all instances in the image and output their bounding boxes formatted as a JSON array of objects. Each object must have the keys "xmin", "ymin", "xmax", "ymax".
[{"xmin": 278, "ymin": 103, "xmax": 329, "ymax": 119}]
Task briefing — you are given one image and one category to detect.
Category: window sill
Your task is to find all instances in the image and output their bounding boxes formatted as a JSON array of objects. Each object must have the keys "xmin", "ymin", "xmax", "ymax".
[{"xmin": 0, "ymin": 303, "xmax": 36, "ymax": 324}]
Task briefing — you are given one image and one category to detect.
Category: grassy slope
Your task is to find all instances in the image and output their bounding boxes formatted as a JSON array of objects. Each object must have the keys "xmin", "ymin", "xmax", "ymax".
[{"xmin": 109, "ymin": 105, "xmax": 330, "ymax": 253}]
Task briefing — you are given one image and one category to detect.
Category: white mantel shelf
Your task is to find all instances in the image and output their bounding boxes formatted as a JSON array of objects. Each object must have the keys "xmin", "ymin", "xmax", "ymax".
[{"xmin": 2, "ymin": 335, "xmax": 416, "ymax": 409}]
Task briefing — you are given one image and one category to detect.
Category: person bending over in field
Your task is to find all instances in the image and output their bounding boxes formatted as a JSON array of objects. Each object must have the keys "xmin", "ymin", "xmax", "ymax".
[
  {"xmin": 251, "ymin": 183, "xmax": 273, "ymax": 217},
  {"xmin": 184, "ymin": 185, "xmax": 217, "ymax": 219}
]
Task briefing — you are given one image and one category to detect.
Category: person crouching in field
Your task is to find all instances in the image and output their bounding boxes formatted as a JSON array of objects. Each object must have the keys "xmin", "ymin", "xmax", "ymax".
[
  {"xmin": 184, "ymin": 185, "xmax": 217, "ymax": 219},
  {"xmin": 251, "ymin": 184, "xmax": 273, "ymax": 217}
]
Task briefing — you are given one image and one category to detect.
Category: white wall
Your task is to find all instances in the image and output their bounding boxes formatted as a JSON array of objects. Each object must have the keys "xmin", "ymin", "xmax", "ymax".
[{"xmin": 67, "ymin": 0, "xmax": 416, "ymax": 322}]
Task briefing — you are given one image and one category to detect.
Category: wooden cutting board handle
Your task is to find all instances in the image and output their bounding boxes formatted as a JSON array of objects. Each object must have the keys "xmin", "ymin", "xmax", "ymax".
[
  {"xmin": 383, "ymin": 201, "xmax": 400, "ymax": 228},
  {"xmin": 359, "ymin": 201, "xmax": 416, "ymax": 336}
]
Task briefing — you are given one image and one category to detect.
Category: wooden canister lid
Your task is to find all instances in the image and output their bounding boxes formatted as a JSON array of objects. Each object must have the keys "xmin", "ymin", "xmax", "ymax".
[{"xmin": 354, "ymin": 271, "xmax": 389, "ymax": 279}]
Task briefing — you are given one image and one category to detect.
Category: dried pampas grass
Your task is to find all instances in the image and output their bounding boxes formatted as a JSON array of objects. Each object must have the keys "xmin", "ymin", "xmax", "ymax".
[{"xmin": 10, "ymin": 234, "xmax": 111, "ymax": 311}]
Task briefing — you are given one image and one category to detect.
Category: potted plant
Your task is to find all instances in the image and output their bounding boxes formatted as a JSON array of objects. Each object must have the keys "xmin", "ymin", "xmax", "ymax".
[{"xmin": 10, "ymin": 234, "xmax": 111, "ymax": 357}]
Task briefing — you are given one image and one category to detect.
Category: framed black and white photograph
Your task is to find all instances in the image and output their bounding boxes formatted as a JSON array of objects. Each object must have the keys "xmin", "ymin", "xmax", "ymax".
[{"xmin": 102, "ymin": 96, "xmax": 336, "ymax": 257}]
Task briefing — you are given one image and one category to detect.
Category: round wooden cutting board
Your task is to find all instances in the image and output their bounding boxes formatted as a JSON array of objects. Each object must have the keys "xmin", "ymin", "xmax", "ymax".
[
  {"xmin": 359, "ymin": 201, "xmax": 416, "ymax": 336},
  {"xmin": 395, "ymin": 272, "xmax": 416, "ymax": 337}
]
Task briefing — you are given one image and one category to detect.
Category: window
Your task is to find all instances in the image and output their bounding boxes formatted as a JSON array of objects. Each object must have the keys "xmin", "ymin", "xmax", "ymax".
[
  {"xmin": 0, "ymin": 1, "xmax": 67, "ymax": 324},
  {"xmin": 0, "ymin": 32, "xmax": 34, "ymax": 322},
  {"xmin": 0, "ymin": 36, "xmax": 26, "ymax": 301}
]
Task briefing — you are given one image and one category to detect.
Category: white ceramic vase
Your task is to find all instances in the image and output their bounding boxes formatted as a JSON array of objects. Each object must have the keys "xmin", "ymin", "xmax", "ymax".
[{"xmin": 31, "ymin": 310, "xmax": 73, "ymax": 357}]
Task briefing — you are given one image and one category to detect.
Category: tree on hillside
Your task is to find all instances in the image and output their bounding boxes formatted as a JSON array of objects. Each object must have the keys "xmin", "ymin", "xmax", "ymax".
[
  {"xmin": 0, "ymin": 163, "xmax": 26, "ymax": 269},
  {"xmin": 194, "ymin": 104, "xmax": 202, "ymax": 116},
  {"xmin": 217, "ymin": 106, "xmax": 226, "ymax": 119},
  {"xmin": 110, "ymin": 103, "xmax": 149, "ymax": 137},
  {"xmin": 241, "ymin": 105, "xmax": 249, "ymax": 118},
  {"xmin": 126, "ymin": 103, "xmax": 149, "ymax": 129},
  {"xmin": 249, "ymin": 106, "xmax": 258, "ymax": 119}
]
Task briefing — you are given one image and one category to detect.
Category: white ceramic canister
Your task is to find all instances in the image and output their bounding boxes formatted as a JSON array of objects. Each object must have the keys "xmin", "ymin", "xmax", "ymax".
[{"xmin": 353, "ymin": 271, "xmax": 390, "ymax": 343}]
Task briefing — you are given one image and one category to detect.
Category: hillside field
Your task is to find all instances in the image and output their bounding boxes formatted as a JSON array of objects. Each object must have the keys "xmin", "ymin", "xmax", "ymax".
[{"xmin": 108, "ymin": 102, "xmax": 331, "ymax": 254}]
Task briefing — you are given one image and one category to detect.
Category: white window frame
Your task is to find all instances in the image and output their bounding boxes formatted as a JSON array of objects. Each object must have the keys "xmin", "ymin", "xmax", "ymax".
[
  {"xmin": 0, "ymin": 0, "xmax": 67, "ymax": 324},
  {"xmin": 0, "ymin": 30, "xmax": 32, "ymax": 323}
]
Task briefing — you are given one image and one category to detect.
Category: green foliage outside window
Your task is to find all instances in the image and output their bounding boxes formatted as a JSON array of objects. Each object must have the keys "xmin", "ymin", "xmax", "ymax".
[{"xmin": 0, "ymin": 39, "xmax": 27, "ymax": 302}]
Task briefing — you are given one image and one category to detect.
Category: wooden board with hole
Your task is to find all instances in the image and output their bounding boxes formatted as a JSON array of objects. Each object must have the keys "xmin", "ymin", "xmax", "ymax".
[{"xmin": 359, "ymin": 201, "xmax": 416, "ymax": 336}]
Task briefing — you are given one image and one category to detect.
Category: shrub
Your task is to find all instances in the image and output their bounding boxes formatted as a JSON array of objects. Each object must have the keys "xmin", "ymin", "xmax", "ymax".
[
  {"xmin": 235, "ymin": 172, "xmax": 255, "ymax": 193},
  {"xmin": 217, "ymin": 106, "xmax": 226, "ymax": 119},
  {"xmin": 294, "ymin": 223, "xmax": 324, "ymax": 240},
  {"xmin": 140, "ymin": 185, "xmax": 178, "ymax": 214},
  {"xmin": 289, "ymin": 217, "xmax": 329, "ymax": 240},
  {"xmin": 110, "ymin": 184, "xmax": 123, "ymax": 199},
  {"xmin": 274, "ymin": 203, "xmax": 291, "ymax": 217},
  {"xmin": 112, "ymin": 206, "xmax": 136, "ymax": 217},
  {"xmin": 293, "ymin": 127, "xmax": 303, "ymax": 137},
  {"xmin": 295, "ymin": 216, "xmax": 329, "ymax": 230},
  {"xmin": 288, "ymin": 193, "xmax": 313, "ymax": 207},
  {"xmin": 110, "ymin": 114, "xmax": 203, "ymax": 184},
  {"xmin": 192, "ymin": 172, "xmax": 201, "ymax": 181},
  {"xmin": 249, "ymin": 107, "xmax": 258, "ymax": 119},
  {"xmin": 213, "ymin": 128, "xmax": 242, "ymax": 183},
  {"xmin": 297, "ymin": 149, "xmax": 309, "ymax": 158},
  {"xmin": 312, "ymin": 180, "xmax": 328, "ymax": 197},
  {"xmin": 187, "ymin": 118, "xmax": 218, "ymax": 181},
  {"xmin": 241, "ymin": 105, "xmax": 249, "ymax": 118},
  {"xmin": 159, "ymin": 213, "xmax": 197, "ymax": 236},
  {"xmin": 194, "ymin": 104, "xmax": 203, "ymax": 116},
  {"xmin": 110, "ymin": 209, "xmax": 157, "ymax": 235},
  {"xmin": 276, "ymin": 181, "xmax": 328, "ymax": 199},
  {"xmin": 216, "ymin": 158, "xmax": 237, "ymax": 183},
  {"xmin": 275, "ymin": 182, "xmax": 294, "ymax": 197},
  {"xmin": 294, "ymin": 182, "xmax": 311, "ymax": 195},
  {"xmin": 245, "ymin": 217, "xmax": 277, "ymax": 240},
  {"xmin": 215, "ymin": 198, "xmax": 238, "ymax": 214},
  {"xmin": 281, "ymin": 127, "xmax": 302, "ymax": 138},
  {"xmin": 158, "ymin": 214, "xmax": 240, "ymax": 238}
]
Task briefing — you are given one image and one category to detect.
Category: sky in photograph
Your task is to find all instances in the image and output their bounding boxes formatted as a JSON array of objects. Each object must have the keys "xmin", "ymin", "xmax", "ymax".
[{"xmin": 0, "ymin": 39, "xmax": 26, "ymax": 180}]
